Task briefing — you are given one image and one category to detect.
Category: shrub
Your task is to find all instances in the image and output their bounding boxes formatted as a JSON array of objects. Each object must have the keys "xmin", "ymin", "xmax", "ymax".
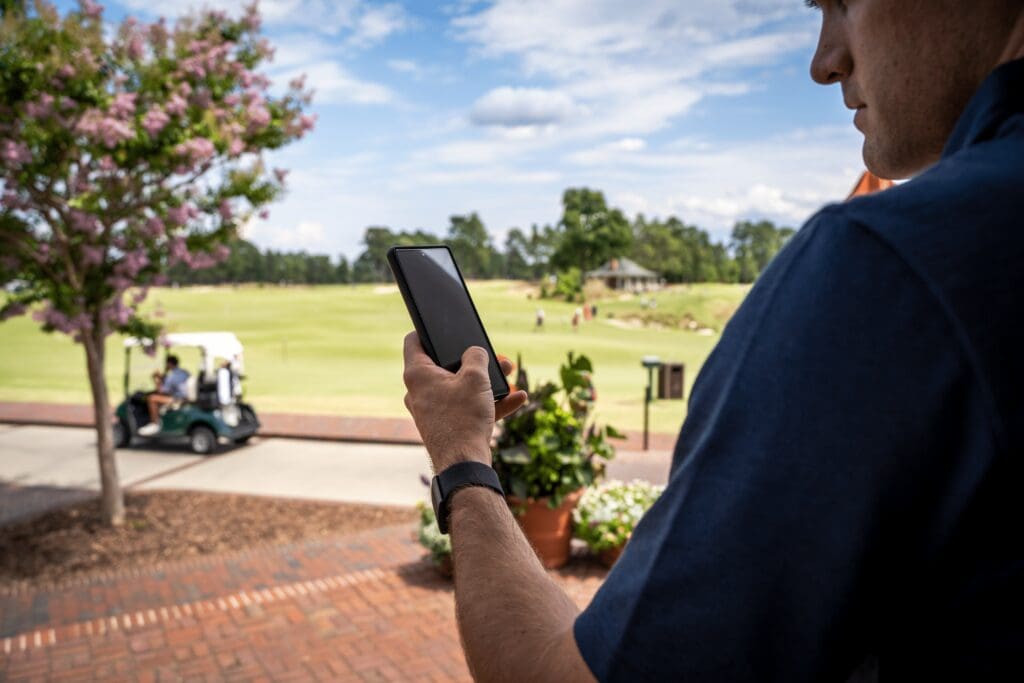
[{"xmin": 573, "ymin": 479, "xmax": 664, "ymax": 552}]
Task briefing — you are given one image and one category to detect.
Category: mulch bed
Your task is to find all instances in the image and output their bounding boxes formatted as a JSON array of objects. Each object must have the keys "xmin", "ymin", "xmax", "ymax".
[{"xmin": 0, "ymin": 490, "xmax": 417, "ymax": 588}]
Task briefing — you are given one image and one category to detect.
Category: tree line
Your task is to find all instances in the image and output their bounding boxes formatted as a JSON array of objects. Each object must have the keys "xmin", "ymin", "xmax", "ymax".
[{"xmin": 169, "ymin": 188, "xmax": 796, "ymax": 286}]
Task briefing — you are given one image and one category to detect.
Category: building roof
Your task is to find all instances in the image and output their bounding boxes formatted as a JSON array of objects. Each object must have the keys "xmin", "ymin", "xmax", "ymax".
[
  {"xmin": 847, "ymin": 170, "xmax": 895, "ymax": 199},
  {"xmin": 587, "ymin": 257, "xmax": 659, "ymax": 279}
]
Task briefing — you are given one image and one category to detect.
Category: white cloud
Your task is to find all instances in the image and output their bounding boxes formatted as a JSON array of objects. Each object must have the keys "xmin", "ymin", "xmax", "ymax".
[
  {"xmin": 246, "ymin": 219, "xmax": 328, "ymax": 250},
  {"xmin": 280, "ymin": 61, "xmax": 395, "ymax": 105},
  {"xmin": 470, "ymin": 87, "xmax": 578, "ymax": 127},
  {"xmin": 117, "ymin": 0, "xmax": 408, "ymax": 42},
  {"xmin": 452, "ymin": 1, "xmax": 816, "ymax": 139}
]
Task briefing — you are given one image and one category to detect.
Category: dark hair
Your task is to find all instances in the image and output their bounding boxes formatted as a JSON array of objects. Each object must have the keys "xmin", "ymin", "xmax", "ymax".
[{"xmin": 166, "ymin": 354, "xmax": 180, "ymax": 367}]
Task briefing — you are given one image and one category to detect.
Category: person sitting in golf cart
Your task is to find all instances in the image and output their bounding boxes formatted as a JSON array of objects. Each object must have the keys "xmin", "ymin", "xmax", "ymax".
[{"xmin": 139, "ymin": 355, "xmax": 189, "ymax": 436}]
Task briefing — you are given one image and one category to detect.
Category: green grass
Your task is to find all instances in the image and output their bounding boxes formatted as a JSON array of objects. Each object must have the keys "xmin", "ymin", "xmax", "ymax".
[{"xmin": 0, "ymin": 282, "xmax": 751, "ymax": 434}]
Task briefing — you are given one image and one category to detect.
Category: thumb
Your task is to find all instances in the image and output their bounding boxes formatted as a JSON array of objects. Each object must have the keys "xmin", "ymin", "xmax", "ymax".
[{"xmin": 459, "ymin": 346, "xmax": 490, "ymax": 379}]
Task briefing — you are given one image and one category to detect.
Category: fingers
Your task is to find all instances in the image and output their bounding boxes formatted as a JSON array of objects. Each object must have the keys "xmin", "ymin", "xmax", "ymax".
[
  {"xmin": 459, "ymin": 346, "xmax": 490, "ymax": 380},
  {"xmin": 402, "ymin": 331, "xmax": 433, "ymax": 368},
  {"xmin": 495, "ymin": 390, "xmax": 528, "ymax": 421},
  {"xmin": 499, "ymin": 357, "xmax": 514, "ymax": 377}
]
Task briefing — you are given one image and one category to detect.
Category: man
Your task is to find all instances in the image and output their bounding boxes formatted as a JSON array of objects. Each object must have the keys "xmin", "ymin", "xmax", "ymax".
[
  {"xmin": 138, "ymin": 355, "xmax": 189, "ymax": 436},
  {"xmin": 401, "ymin": 2, "xmax": 1024, "ymax": 680}
]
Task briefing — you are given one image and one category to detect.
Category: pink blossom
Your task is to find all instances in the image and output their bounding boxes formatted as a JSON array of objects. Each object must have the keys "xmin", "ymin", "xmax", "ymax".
[
  {"xmin": 258, "ymin": 209, "xmax": 269, "ymax": 220},
  {"xmin": 131, "ymin": 287, "xmax": 150, "ymax": 305},
  {"xmin": 68, "ymin": 210, "xmax": 100, "ymax": 235},
  {"xmin": 142, "ymin": 108, "xmax": 170, "ymax": 136},
  {"xmin": 273, "ymin": 168, "xmax": 288, "ymax": 184},
  {"xmin": 98, "ymin": 155, "xmax": 116, "ymax": 171},
  {"xmin": 144, "ymin": 216, "xmax": 165, "ymax": 238},
  {"xmin": 76, "ymin": 110, "xmax": 134, "ymax": 148},
  {"xmin": 25, "ymin": 93, "xmax": 55, "ymax": 119},
  {"xmin": 288, "ymin": 75, "xmax": 307, "ymax": 91},
  {"xmin": 1, "ymin": 140, "xmax": 32, "ymax": 167},
  {"xmin": 166, "ymin": 204, "xmax": 197, "ymax": 226},
  {"xmin": 165, "ymin": 94, "xmax": 187, "ymax": 117},
  {"xmin": 127, "ymin": 34, "xmax": 145, "ymax": 60},
  {"xmin": 80, "ymin": 244, "xmax": 105, "ymax": 267},
  {"xmin": 34, "ymin": 243, "xmax": 51, "ymax": 263},
  {"xmin": 0, "ymin": 303, "xmax": 26, "ymax": 321},
  {"xmin": 179, "ymin": 82, "xmax": 193, "ymax": 98},
  {"xmin": 1, "ymin": 190, "xmax": 26, "ymax": 210},
  {"xmin": 174, "ymin": 137, "xmax": 215, "ymax": 165},
  {"xmin": 168, "ymin": 236, "xmax": 189, "ymax": 264},
  {"xmin": 79, "ymin": 0, "xmax": 102, "ymax": 19},
  {"xmin": 227, "ymin": 138, "xmax": 245, "ymax": 156},
  {"xmin": 115, "ymin": 248, "xmax": 150, "ymax": 278},
  {"xmin": 246, "ymin": 102, "xmax": 271, "ymax": 129},
  {"xmin": 57, "ymin": 64, "xmax": 75, "ymax": 79},
  {"xmin": 224, "ymin": 93, "xmax": 241, "ymax": 107},
  {"xmin": 191, "ymin": 88, "xmax": 212, "ymax": 109},
  {"xmin": 243, "ymin": 4, "xmax": 261, "ymax": 31},
  {"xmin": 110, "ymin": 92, "xmax": 137, "ymax": 118},
  {"xmin": 213, "ymin": 244, "xmax": 231, "ymax": 263},
  {"xmin": 101, "ymin": 298, "xmax": 132, "ymax": 326},
  {"xmin": 218, "ymin": 200, "xmax": 233, "ymax": 220},
  {"xmin": 107, "ymin": 275, "xmax": 134, "ymax": 294},
  {"xmin": 299, "ymin": 114, "xmax": 316, "ymax": 132},
  {"xmin": 59, "ymin": 96, "xmax": 76, "ymax": 111}
]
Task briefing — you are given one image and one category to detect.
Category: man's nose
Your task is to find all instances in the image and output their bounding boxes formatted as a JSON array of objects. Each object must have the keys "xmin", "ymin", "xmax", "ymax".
[{"xmin": 810, "ymin": 22, "xmax": 851, "ymax": 85}]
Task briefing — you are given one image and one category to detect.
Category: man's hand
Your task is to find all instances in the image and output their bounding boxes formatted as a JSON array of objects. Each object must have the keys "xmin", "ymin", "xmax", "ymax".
[{"xmin": 402, "ymin": 331, "xmax": 527, "ymax": 473}]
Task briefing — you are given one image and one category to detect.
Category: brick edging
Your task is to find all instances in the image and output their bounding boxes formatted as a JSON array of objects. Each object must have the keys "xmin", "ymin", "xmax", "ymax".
[
  {"xmin": 0, "ymin": 401, "xmax": 681, "ymax": 451},
  {"xmin": 0, "ymin": 521, "xmax": 419, "ymax": 598}
]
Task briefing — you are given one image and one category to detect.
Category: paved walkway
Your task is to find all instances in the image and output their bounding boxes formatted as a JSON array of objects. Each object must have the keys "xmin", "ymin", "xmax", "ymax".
[
  {"xmin": 0, "ymin": 425, "xmax": 672, "ymax": 526},
  {"xmin": 0, "ymin": 401, "xmax": 682, "ymax": 452},
  {"xmin": 0, "ymin": 523, "xmax": 607, "ymax": 681}
]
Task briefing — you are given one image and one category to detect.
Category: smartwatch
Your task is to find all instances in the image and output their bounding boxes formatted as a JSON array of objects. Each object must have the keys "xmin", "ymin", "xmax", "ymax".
[{"xmin": 431, "ymin": 461, "xmax": 504, "ymax": 534}]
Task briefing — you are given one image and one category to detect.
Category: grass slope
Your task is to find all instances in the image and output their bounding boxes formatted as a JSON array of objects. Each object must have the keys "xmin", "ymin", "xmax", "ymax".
[{"xmin": 0, "ymin": 282, "xmax": 750, "ymax": 434}]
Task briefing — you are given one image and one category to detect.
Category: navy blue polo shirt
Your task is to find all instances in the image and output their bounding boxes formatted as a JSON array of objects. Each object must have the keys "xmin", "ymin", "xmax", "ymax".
[{"xmin": 575, "ymin": 58, "xmax": 1024, "ymax": 682}]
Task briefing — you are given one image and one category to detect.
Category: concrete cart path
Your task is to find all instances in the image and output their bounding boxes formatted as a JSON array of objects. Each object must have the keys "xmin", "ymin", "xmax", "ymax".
[{"xmin": 0, "ymin": 425, "xmax": 671, "ymax": 525}]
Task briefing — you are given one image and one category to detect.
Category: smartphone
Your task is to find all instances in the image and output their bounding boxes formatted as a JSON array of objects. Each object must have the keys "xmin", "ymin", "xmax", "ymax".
[{"xmin": 387, "ymin": 245, "xmax": 510, "ymax": 401}]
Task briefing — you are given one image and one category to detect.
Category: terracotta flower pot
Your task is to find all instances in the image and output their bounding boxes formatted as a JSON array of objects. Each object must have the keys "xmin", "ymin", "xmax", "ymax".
[
  {"xmin": 598, "ymin": 545, "xmax": 624, "ymax": 568},
  {"xmin": 507, "ymin": 488, "xmax": 583, "ymax": 569}
]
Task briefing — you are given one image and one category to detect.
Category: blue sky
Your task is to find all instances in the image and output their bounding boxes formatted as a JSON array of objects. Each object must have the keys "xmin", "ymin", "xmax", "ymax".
[{"xmin": 63, "ymin": 0, "xmax": 866, "ymax": 259}]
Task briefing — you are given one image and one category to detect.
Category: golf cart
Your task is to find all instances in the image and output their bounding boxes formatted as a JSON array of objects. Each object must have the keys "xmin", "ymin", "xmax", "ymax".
[{"xmin": 113, "ymin": 332, "xmax": 260, "ymax": 454}]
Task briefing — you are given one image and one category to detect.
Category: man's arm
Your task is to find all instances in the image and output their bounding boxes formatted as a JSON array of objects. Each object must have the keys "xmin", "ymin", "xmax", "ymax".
[
  {"xmin": 448, "ymin": 486, "xmax": 593, "ymax": 683},
  {"xmin": 401, "ymin": 333, "xmax": 595, "ymax": 682}
]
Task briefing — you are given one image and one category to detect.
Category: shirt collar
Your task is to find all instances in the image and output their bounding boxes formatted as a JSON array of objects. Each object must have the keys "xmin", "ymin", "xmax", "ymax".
[{"xmin": 943, "ymin": 57, "xmax": 1024, "ymax": 158}]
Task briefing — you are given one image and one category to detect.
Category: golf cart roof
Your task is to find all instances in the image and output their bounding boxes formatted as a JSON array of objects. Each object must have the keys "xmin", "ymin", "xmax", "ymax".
[{"xmin": 124, "ymin": 332, "xmax": 244, "ymax": 359}]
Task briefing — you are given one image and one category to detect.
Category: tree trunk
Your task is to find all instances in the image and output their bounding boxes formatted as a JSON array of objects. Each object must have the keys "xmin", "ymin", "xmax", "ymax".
[{"xmin": 83, "ymin": 330, "xmax": 125, "ymax": 526}]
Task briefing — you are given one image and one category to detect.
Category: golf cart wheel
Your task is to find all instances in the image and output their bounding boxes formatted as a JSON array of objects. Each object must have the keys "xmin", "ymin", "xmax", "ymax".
[
  {"xmin": 189, "ymin": 425, "xmax": 218, "ymax": 455},
  {"xmin": 112, "ymin": 420, "xmax": 130, "ymax": 448}
]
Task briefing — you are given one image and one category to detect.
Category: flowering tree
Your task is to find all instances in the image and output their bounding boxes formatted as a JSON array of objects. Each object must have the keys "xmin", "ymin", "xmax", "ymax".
[{"xmin": 0, "ymin": 1, "xmax": 314, "ymax": 525}]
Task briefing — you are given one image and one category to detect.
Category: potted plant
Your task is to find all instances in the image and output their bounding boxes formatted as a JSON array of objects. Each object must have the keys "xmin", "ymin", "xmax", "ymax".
[
  {"xmin": 573, "ymin": 479, "xmax": 664, "ymax": 567},
  {"xmin": 416, "ymin": 502, "xmax": 453, "ymax": 577},
  {"xmin": 493, "ymin": 353, "xmax": 623, "ymax": 568}
]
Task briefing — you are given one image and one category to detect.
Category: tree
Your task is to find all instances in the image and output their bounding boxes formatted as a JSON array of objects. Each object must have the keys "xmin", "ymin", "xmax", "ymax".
[
  {"xmin": 335, "ymin": 254, "xmax": 350, "ymax": 283},
  {"xmin": 550, "ymin": 188, "xmax": 632, "ymax": 274},
  {"xmin": 0, "ymin": 1, "xmax": 313, "ymax": 525},
  {"xmin": 447, "ymin": 212, "xmax": 495, "ymax": 278},
  {"xmin": 730, "ymin": 220, "xmax": 796, "ymax": 283}
]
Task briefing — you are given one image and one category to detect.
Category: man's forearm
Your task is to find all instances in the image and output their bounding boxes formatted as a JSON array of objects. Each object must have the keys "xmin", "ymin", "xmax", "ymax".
[{"xmin": 448, "ymin": 487, "xmax": 594, "ymax": 683}]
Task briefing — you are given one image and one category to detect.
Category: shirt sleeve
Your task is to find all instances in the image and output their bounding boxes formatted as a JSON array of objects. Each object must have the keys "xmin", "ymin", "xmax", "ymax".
[{"xmin": 573, "ymin": 208, "xmax": 995, "ymax": 682}]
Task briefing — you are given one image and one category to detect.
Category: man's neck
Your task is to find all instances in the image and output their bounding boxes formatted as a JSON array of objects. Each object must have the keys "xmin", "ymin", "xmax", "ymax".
[{"xmin": 997, "ymin": 12, "xmax": 1024, "ymax": 65}]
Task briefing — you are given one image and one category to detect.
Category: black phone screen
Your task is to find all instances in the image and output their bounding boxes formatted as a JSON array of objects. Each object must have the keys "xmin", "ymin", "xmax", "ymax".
[{"xmin": 393, "ymin": 247, "xmax": 509, "ymax": 397}]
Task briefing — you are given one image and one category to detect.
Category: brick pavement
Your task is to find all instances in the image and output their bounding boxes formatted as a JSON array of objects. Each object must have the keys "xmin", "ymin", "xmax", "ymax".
[
  {"xmin": 0, "ymin": 523, "xmax": 607, "ymax": 682},
  {"xmin": 0, "ymin": 401, "xmax": 681, "ymax": 452}
]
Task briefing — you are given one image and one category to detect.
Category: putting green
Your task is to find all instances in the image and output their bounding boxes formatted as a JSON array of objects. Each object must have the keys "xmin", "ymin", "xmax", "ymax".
[{"xmin": 0, "ymin": 282, "xmax": 750, "ymax": 434}]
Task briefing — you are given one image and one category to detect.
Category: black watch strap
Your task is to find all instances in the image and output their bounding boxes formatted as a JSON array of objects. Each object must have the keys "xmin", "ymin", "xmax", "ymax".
[{"xmin": 431, "ymin": 461, "xmax": 504, "ymax": 534}]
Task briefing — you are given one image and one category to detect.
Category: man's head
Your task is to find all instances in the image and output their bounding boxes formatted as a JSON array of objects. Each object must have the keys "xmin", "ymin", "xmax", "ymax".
[
  {"xmin": 809, "ymin": 0, "xmax": 1024, "ymax": 179},
  {"xmin": 166, "ymin": 355, "xmax": 179, "ymax": 370}
]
